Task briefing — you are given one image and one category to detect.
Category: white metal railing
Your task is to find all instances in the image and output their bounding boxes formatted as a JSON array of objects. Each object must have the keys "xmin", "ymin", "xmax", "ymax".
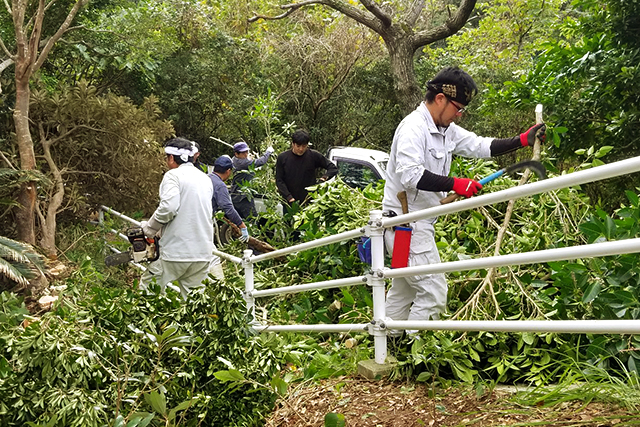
[
  {"xmin": 98, "ymin": 154, "xmax": 640, "ymax": 366},
  {"xmin": 241, "ymin": 155, "xmax": 640, "ymax": 365}
]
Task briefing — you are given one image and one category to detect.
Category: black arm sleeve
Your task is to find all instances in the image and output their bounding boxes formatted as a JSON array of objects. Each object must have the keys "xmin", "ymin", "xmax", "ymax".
[
  {"xmin": 416, "ymin": 169, "xmax": 455, "ymax": 192},
  {"xmin": 322, "ymin": 157, "xmax": 338, "ymax": 180},
  {"xmin": 275, "ymin": 155, "xmax": 291, "ymax": 200},
  {"xmin": 490, "ymin": 136, "xmax": 521, "ymax": 156}
]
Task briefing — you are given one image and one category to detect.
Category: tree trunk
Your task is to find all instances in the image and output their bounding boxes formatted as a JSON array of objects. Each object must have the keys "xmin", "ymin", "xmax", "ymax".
[
  {"xmin": 386, "ymin": 38, "xmax": 423, "ymax": 116},
  {"xmin": 38, "ymin": 132, "xmax": 64, "ymax": 259},
  {"xmin": 14, "ymin": 77, "xmax": 37, "ymax": 246}
]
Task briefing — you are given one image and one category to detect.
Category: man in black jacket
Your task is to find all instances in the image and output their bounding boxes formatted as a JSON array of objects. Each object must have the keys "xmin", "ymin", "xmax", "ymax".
[{"xmin": 275, "ymin": 129, "xmax": 338, "ymax": 206}]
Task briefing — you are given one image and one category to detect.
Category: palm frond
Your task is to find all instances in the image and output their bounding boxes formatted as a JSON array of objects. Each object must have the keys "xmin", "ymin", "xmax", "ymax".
[
  {"xmin": 0, "ymin": 236, "xmax": 34, "ymax": 263},
  {"xmin": 0, "ymin": 197, "xmax": 19, "ymax": 208},
  {"xmin": 0, "ymin": 236, "xmax": 46, "ymax": 284},
  {"xmin": 0, "ymin": 169, "xmax": 23, "ymax": 180},
  {"xmin": 0, "ymin": 257, "xmax": 31, "ymax": 286}
]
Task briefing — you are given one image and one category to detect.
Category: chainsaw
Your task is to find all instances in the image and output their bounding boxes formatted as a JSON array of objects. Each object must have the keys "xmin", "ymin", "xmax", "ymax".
[{"xmin": 105, "ymin": 227, "xmax": 160, "ymax": 266}]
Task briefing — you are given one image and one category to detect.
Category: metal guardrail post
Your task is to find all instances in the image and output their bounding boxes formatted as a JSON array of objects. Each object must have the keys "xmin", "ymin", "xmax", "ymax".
[
  {"xmin": 242, "ymin": 249, "xmax": 257, "ymax": 326},
  {"xmin": 367, "ymin": 210, "xmax": 387, "ymax": 364}
]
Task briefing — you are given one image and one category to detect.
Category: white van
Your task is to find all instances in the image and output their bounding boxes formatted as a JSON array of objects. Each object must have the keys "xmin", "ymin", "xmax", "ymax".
[{"xmin": 326, "ymin": 146, "xmax": 389, "ymax": 189}]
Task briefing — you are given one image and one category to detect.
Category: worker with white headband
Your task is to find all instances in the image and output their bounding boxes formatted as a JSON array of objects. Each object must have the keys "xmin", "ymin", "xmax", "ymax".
[{"xmin": 139, "ymin": 137, "xmax": 216, "ymax": 299}]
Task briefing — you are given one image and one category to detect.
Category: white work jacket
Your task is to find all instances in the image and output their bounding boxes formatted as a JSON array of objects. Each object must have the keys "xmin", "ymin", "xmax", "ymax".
[
  {"xmin": 150, "ymin": 163, "xmax": 214, "ymax": 262},
  {"xmin": 383, "ymin": 102, "xmax": 493, "ymax": 223}
]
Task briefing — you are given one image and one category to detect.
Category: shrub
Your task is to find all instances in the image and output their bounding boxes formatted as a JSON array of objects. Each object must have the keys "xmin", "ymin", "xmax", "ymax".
[{"xmin": 0, "ymin": 262, "xmax": 281, "ymax": 426}]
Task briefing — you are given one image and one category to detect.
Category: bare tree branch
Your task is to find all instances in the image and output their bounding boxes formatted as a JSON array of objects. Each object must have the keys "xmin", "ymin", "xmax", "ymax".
[
  {"xmin": 312, "ymin": 49, "xmax": 360, "ymax": 116},
  {"xmin": 406, "ymin": 0, "xmax": 426, "ymax": 27},
  {"xmin": 3, "ymin": 0, "xmax": 11, "ymax": 15},
  {"xmin": 248, "ymin": 5, "xmax": 300, "ymax": 23},
  {"xmin": 13, "ymin": 1, "xmax": 27, "ymax": 77},
  {"xmin": 0, "ymin": 151, "xmax": 17, "ymax": 169},
  {"xmin": 412, "ymin": 0, "xmax": 476, "ymax": 49},
  {"xmin": 44, "ymin": 0, "xmax": 57, "ymax": 13},
  {"xmin": 0, "ymin": 57, "xmax": 13, "ymax": 93},
  {"xmin": 359, "ymin": 0, "xmax": 392, "ymax": 27},
  {"xmin": 28, "ymin": 0, "xmax": 47, "ymax": 67},
  {"xmin": 0, "ymin": 36, "xmax": 14, "ymax": 59},
  {"xmin": 33, "ymin": 0, "xmax": 87, "ymax": 73},
  {"xmin": 249, "ymin": 0, "xmax": 382, "ymax": 33}
]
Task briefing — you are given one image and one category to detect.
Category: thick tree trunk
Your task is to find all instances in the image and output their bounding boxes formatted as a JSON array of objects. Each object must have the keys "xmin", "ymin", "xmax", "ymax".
[
  {"xmin": 386, "ymin": 38, "xmax": 423, "ymax": 116},
  {"xmin": 14, "ymin": 77, "xmax": 37, "ymax": 246}
]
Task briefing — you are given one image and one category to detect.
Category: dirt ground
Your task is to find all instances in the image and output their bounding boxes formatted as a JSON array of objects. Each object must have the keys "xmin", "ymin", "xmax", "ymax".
[{"xmin": 265, "ymin": 377, "xmax": 638, "ymax": 427}]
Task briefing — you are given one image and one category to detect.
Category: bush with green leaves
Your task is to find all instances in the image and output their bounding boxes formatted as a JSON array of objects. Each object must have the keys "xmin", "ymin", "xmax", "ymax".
[
  {"xmin": 246, "ymin": 152, "xmax": 640, "ymax": 390},
  {"xmin": 390, "ymin": 185, "xmax": 640, "ymax": 388},
  {"xmin": 481, "ymin": 0, "xmax": 640, "ymax": 210},
  {"xmin": 247, "ymin": 178, "xmax": 382, "ymax": 329},
  {"xmin": 0, "ymin": 259, "xmax": 282, "ymax": 426}
]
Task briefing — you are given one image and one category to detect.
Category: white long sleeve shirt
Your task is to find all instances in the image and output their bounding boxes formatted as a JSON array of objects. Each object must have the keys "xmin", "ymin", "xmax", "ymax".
[
  {"xmin": 383, "ymin": 102, "xmax": 493, "ymax": 222},
  {"xmin": 150, "ymin": 163, "xmax": 214, "ymax": 261}
]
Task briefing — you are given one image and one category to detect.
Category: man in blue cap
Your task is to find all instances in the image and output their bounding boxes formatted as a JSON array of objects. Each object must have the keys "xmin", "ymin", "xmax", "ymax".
[
  {"xmin": 232, "ymin": 141, "xmax": 274, "ymax": 171},
  {"xmin": 209, "ymin": 155, "xmax": 250, "ymax": 243},
  {"xmin": 230, "ymin": 141, "xmax": 274, "ymax": 218}
]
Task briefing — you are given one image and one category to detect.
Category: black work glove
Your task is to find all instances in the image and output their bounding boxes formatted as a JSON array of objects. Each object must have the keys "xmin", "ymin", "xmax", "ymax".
[{"xmin": 520, "ymin": 124, "xmax": 546, "ymax": 147}]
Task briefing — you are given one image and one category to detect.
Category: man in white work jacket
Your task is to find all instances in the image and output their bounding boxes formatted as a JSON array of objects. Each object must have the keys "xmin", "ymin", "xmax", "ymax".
[
  {"xmin": 383, "ymin": 66, "xmax": 545, "ymax": 335},
  {"xmin": 140, "ymin": 137, "xmax": 214, "ymax": 299}
]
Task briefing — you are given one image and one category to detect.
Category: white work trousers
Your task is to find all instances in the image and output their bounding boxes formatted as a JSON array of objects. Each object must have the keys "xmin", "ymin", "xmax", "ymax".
[
  {"xmin": 140, "ymin": 259, "xmax": 210, "ymax": 300},
  {"xmin": 384, "ymin": 220, "xmax": 447, "ymax": 335}
]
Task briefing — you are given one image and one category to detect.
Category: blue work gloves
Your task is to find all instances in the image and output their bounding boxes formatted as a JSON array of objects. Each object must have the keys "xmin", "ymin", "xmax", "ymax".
[{"xmin": 239, "ymin": 226, "xmax": 250, "ymax": 243}]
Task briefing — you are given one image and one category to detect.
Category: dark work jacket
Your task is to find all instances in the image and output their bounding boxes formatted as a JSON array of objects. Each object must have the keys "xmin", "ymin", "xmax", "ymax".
[
  {"xmin": 209, "ymin": 172, "xmax": 243, "ymax": 226},
  {"xmin": 229, "ymin": 152, "xmax": 272, "ymax": 219},
  {"xmin": 275, "ymin": 149, "xmax": 337, "ymax": 203}
]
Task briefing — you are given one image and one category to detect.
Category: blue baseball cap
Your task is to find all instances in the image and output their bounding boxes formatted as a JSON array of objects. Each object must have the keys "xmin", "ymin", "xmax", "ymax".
[
  {"xmin": 233, "ymin": 141, "xmax": 250, "ymax": 152},
  {"xmin": 214, "ymin": 155, "xmax": 233, "ymax": 170}
]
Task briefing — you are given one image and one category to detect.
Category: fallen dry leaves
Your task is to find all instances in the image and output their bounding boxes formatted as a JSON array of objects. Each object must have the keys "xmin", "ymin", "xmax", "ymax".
[{"xmin": 265, "ymin": 376, "xmax": 637, "ymax": 426}]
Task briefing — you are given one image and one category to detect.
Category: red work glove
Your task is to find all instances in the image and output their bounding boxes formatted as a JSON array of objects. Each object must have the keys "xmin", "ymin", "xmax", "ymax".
[
  {"xmin": 520, "ymin": 123, "xmax": 547, "ymax": 147},
  {"xmin": 452, "ymin": 178, "xmax": 483, "ymax": 198}
]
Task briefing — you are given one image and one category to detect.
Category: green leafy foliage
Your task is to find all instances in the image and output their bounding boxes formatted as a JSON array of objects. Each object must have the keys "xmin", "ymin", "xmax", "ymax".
[
  {"xmin": 0, "ymin": 262, "xmax": 282, "ymax": 426},
  {"xmin": 28, "ymin": 81, "xmax": 173, "ymax": 222},
  {"xmin": 483, "ymin": 0, "xmax": 640, "ymax": 209},
  {"xmin": 249, "ymin": 179, "xmax": 382, "ymax": 331},
  {"xmin": 391, "ymin": 188, "xmax": 640, "ymax": 388},
  {"xmin": 324, "ymin": 412, "xmax": 346, "ymax": 427}
]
